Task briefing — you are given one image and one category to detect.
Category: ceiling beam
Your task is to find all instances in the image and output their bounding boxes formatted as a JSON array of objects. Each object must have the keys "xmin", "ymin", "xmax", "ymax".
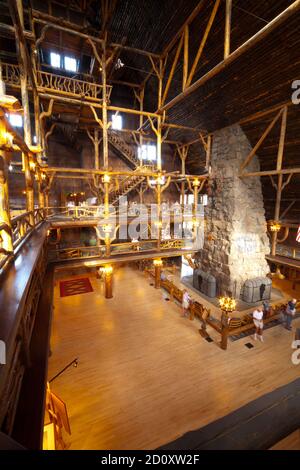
[{"xmin": 160, "ymin": 0, "xmax": 300, "ymax": 113}]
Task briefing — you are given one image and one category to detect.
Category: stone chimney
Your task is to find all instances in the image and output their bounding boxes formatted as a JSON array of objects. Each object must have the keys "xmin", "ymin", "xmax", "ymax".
[{"xmin": 199, "ymin": 124, "xmax": 270, "ymax": 298}]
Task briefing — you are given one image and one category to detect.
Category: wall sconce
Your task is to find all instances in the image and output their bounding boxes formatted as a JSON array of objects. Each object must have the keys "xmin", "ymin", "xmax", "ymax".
[
  {"xmin": 219, "ymin": 297, "xmax": 236, "ymax": 313},
  {"xmin": 102, "ymin": 223, "xmax": 112, "ymax": 233},
  {"xmin": 29, "ymin": 161, "xmax": 36, "ymax": 172},
  {"xmin": 0, "ymin": 130, "xmax": 13, "ymax": 147},
  {"xmin": 41, "ymin": 172, "xmax": 47, "ymax": 180},
  {"xmin": 22, "ymin": 190, "xmax": 26, "ymax": 195},
  {"xmin": 102, "ymin": 174, "xmax": 111, "ymax": 183},
  {"xmin": 156, "ymin": 175, "xmax": 165, "ymax": 185},
  {"xmin": 8, "ymin": 164, "xmax": 13, "ymax": 172},
  {"xmin": 269, "ymin": 221, "xmax": 281, "ymax": 232},
  {"xmin": 153, "ymin": 258, "xmax": 163, "ymax": 267}
]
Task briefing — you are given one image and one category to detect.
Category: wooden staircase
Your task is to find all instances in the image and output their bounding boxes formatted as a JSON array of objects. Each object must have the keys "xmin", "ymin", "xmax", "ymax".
[
  {"xmin": 108, "ymin": 130, "xmax": 140, "ymax": 168},
  {"xmin": 110, "ymin": 174, "xmax": 144, "ymax": 206}
]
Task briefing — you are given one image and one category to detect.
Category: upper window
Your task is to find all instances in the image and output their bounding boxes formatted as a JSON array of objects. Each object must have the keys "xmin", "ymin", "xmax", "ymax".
[
  {"xmin": 50, "ymin": 52, "xmax": 61, "ymax": 68},
  {"xmin": 111, "ymin": 114, "xmax": 123, "ymax": 130},
  {"xmin": 9, "ymin": 114, "xmax": 23, "ymax": 128},
  {"xmin": 64, "ymin": 56, "xmax": 77, "ymax": 72},
  {"xmin": 138, "ymin": 144, "xmax": 157, "ymax": 161}
]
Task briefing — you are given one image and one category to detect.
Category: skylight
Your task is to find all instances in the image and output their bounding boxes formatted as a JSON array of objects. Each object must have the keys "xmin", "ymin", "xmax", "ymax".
[
  {"xmin": 111, "ymin": 114, "xmax": 123, "ymax": 130},
  {"xmin": 64, "ymin": 56, "xmax": 77, "ymax": 72},
  {"xmin": 50, "ymin": 52, "xmax": 61, "ymax": 68}
]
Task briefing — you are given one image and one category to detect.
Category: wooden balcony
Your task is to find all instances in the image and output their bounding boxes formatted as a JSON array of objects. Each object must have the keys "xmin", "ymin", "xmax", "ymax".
[{"xmin": 1, "ymin": 63, "xmax": 112, "ymax": 103}]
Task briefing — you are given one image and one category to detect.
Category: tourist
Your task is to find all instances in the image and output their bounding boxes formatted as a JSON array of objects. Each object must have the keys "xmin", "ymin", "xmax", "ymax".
[
  {"xmin": 284, "ymin": 299, "xmax": 297, "ymax": 331},
  {"xmin": 182, "ymin": 289, "xmax": 191, "ymax": 317},
  {"xmin": 252, "ymin": 307, "xmax": 264, "ymax": 342}
]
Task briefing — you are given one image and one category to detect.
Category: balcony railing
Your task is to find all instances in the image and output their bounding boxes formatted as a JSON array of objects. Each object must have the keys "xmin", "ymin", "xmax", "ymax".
[
  {"xmin": 0, "ymin": 209, "xmax": 45, "ymax": 271},
  {"xmin": 48, "ymin": 238, "xmax": 190, "ymax": 262},
  {"xmin": 276, "ymin": 244, "xmax": 300, "ymax": 260},
  {"xmin": 1, "ymin": 63, "xmax": 112, "ymax": 102}
]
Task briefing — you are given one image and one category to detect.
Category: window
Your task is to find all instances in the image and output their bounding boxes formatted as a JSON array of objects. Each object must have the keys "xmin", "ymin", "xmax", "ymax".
[
  {"xmin": 111, "ymin": 114, "xmax": 123, "ymax": 130},
  {"xmin": 138, "ymin": 144, "xmax": 157, "ymax": 161},
  {"xmin": 64, "ymin": 56, "xmax": 77, "ymax": 72},
  {"xmin": 9, "ymin": 114, "xmax": 23, "ymax": 128},
  {"xmin": 50, "ymin": 52, "xmax": 61, "ymax": 68}
]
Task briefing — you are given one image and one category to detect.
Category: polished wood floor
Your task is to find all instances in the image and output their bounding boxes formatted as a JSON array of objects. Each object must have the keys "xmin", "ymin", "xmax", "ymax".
[{"xmin": 48, "ymin": 266, "xmax": 300, "ymax": 450}]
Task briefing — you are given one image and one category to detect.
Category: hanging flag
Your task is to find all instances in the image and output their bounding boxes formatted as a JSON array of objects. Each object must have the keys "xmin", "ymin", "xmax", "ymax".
[{"xmin": 296, "ymin": 226, "xmax": 300, "ymax": 243}]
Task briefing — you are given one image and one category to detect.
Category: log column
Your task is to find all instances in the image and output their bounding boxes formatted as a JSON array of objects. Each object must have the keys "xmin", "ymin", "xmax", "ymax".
[
  {"xmin": 153, "ymin": 258, "xmax": 163, "ymax": 289},
  {"xmin": 103, "ymin": 265, "xmax": 113, "ymax": 299},
  {"xmin": 16, "ymin": 0, "xmax": 34, "ymax": 225},
  {"xmin": 0, "ymin": 150, "xmax": 13, "ymax": 253}
]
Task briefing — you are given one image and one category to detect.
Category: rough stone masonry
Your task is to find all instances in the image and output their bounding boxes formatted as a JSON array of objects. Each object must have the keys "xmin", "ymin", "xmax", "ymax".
[{"xmin": 199, "ymin": 124, "xmax": 270, "ymax": 298}]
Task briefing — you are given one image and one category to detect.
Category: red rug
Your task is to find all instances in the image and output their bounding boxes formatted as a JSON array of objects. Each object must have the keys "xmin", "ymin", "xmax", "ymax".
[{"xmin": 60, "ymin": 278, "xmax": 93, "ymax": 297}]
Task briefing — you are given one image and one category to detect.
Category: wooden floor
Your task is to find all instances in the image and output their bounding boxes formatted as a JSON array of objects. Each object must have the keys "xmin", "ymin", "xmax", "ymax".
[
  {"xmin": 270, "ymin": 430, "xmax": 300, "ymax": 450},
  {"xmin": 48, "ymin": 266, "xmax": 300, "ymax": 450}
]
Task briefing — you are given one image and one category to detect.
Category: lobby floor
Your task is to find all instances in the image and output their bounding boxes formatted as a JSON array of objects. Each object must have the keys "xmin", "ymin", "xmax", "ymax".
[{"xmin": 48, "ymin": 265, "xmax": 300, "ymax": 449}]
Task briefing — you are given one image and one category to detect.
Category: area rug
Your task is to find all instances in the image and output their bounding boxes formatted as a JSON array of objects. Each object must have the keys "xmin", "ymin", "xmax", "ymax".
[{"xmin": 60, "ymin": 278, "xmax": 93, "ymax": 297}]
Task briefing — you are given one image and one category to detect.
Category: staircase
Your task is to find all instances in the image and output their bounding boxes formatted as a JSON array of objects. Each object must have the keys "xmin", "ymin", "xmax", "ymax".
[
  {"xmin": 110, "ymin": 174, "xmax": 144, "ymax": 206},
  {"xmin": 108, "ymin": 130, "xmax": 140, "ymax": 168}
]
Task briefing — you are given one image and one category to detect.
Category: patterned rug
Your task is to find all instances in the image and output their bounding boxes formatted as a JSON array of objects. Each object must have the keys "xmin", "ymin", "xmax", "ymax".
[{"xmin": 60, "ymin": 278, "xmax": 93, "ymax": 297}]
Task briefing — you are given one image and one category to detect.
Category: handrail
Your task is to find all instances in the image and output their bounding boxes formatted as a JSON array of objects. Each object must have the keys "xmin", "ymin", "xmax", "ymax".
[{"xmin": 1, "ymin": 62, "xmax": 112, "ymax": 102}]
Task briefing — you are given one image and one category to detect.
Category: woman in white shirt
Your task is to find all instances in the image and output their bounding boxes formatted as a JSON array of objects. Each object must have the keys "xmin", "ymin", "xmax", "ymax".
[{"xmin": 253, "ymin": 307, "xmax": 264, "ymax": 342}]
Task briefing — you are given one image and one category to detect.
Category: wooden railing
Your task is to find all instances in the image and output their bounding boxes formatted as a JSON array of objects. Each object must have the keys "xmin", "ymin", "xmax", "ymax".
[
  {"xmin": 0, "ymin": 209, "xmax": 45, "ymax": 272},
  {"xmin": 11, "ymin": 209, "xmax": 45, "ymax": 249},
  {"xmin": 1, "ymin": 62, "xmax": 112, "ymax": 102},
  {"xmin": 48, "ymin": 238, "xmax": 191, "ymax": 262},
  {"xmin": 276, "ymin": 244, "xmax": 300, "ymax": 260}
]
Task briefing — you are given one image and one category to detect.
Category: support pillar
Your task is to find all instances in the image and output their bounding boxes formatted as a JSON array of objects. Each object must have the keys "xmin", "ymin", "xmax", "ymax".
[
  {"xmin": 153, "ymin": 259, "xmax": 163, "ymax": 288},
  {"xmin": 0, "ymin": 151, "xmax": 13, "ymax": 252},
  {"xmin": 104, "ymin": 265, "xmax": 113, "ymax": 298}
]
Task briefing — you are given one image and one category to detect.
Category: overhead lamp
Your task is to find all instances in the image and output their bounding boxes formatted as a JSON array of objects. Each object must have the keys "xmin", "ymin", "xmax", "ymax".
[
  {"xmin": 219, "ymin": 297, "xmax": 236, "ymax": 313},
  {"xmin": 153, "ymin": 258, "xmax": 163, "ymax": 267}
]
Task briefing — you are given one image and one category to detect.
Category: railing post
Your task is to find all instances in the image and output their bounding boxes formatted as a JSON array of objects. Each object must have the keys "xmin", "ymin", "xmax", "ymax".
[{"xmin": 0, "ymin": 151, "xmax": 13, "ymax": 252}]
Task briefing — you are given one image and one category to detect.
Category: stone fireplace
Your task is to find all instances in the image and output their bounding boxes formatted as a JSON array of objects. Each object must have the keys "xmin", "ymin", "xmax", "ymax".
[{"xmin": 198, "ymin": 124, "xmax": 270, "ymax": 298}]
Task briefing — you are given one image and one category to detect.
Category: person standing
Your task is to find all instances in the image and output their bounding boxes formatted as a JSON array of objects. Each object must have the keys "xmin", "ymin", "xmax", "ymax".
[
  {"xmin": 182, "ymin": 289, "xmax": 191, "ymax": 317},
  {"xmin": 252, "ymin": 307, "xmax": 264, "ymax": 342},
  {"xmin": 284, "ymin": 299, "xmax": 297, "ymax": 331}
]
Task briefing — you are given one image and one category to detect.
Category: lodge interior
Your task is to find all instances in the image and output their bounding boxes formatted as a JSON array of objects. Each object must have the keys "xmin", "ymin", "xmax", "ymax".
[{"xmin": 0, "ymin": 0, "xmax": 300, "ymax": 451}]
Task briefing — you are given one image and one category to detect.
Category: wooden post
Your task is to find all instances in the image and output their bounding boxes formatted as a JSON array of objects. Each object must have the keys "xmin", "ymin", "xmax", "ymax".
[
  {"xmin": 16, "ymin": 0, "xmax": 35, "ymax": 225},
  {"xmin": 154, "ymin": 264, "xmax": 161, "ymax": 289},
  {"xmin": 0, "ymin": 151, "xmax": 13, "ymax": 252},
  {"xmin": 224, "ymin": 0, "xmax": 232, "ymax": 59},
  {"xmin": 102, "ymin": 46, "xmax": 109, "ymax": 170},
  {"xmin": 221, "ymin": 312, "xmax": 229, "ymax": 350},
  {"xmin": 183, "ymin": 25, "xmax": 189, "ymax": 91},
  {"xmin": 271, "ymin": 106, "xmax": 288, "ymax": 256},
  {"xmin": 157, "ymin": 182, "xmax": 162, "ymax": 250},
  {"xmin": 104, "ymin": 266, "xmax": 113, "ymax": 298}
]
